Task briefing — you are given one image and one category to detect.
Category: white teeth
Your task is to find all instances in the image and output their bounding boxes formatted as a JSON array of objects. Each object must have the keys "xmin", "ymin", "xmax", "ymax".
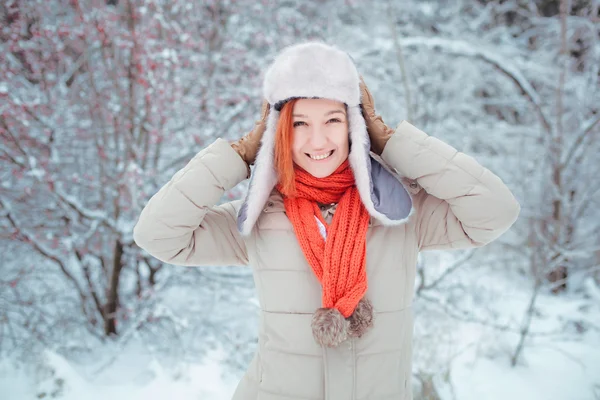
[{"xmin": 309, "ymin": 150, "xmax": 333, "ymax": 160}]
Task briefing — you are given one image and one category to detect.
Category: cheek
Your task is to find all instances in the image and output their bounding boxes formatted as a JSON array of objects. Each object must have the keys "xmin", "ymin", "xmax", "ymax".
[
  {"xmin": 291, "ymin": 132, "xmax": 304, "ymax": 159},
  {"xmin": 332, "ymin": 127, "xmax": 350, "ymax": 153}
]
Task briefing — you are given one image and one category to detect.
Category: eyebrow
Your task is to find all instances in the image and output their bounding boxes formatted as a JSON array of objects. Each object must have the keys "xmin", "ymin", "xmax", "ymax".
[{"xmin": 293, "ymin": 110, "xmax": 346, "ymax": 118}]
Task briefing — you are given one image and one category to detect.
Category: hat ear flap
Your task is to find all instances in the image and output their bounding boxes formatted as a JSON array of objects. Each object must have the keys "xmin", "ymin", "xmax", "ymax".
[
  {"xmin": 237, "ymin": 108, "xmax": 280, "ymax": 236},
  {"xmin": 347, "ymin": 106, "xmax": 413, "ymax": 224}
]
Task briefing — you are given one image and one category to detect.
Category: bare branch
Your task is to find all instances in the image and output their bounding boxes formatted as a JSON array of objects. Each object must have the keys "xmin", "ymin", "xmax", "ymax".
[
  {"xmin": 367, "ymin": 37, "xmax": 553, "ymax": 133},
  {"xmin": 561, "ymin": 114, "xmax": 600, "ymax": 168},
  {"xmin": 417, "ymin": 249, "xmax": 476, "ymax": 294},
  {"xmin": 386, "ymin": 0, "xmax": 414, "ymax": 122},
  {"xmin": 74, "ymin": 249, "xmax": 106, "ymax": 321},
  {"xmin": 0, "ymin": 199, "xmax": 96, "ymax": 326}
]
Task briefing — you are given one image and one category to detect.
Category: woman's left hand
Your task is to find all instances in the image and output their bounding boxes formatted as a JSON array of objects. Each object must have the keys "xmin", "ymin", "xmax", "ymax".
[{"xmin": 359, "ymin": 76, "xmax": 395, "ymax": 156}]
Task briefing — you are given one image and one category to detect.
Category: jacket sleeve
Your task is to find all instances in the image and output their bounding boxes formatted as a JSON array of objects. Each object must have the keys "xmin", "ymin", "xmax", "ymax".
[
  {"xmin": 133, "ymin": 138, "xmax": 250, "ymax": 266},
  {"xmin": 380, "ymin": 121, "xmax": 520, "ymax": 251}
]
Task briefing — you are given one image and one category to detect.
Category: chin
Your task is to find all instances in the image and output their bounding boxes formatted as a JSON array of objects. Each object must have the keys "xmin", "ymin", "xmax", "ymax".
[
  {"xmin": 302, "ymin": 160, "xmax": 344, "ymax": 178},
  {"xmin": 307, "ymin": 169, "xmax": 334, "ymax": 178}
]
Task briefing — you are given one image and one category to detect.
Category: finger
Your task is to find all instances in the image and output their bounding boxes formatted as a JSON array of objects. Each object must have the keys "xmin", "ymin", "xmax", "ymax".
[
  {"xmin": 358, "ymin": 77, "xmax": 373, "ymax": 107},
  {"xmin": 260, "ymin": 99, "xmax": 270, "ymax": 120}
]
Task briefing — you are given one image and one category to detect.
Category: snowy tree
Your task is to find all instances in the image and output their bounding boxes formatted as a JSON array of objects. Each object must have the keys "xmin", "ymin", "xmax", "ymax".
[
  {"xmin": 2, "ymin": 1, "xmax": 599, "ymax": 398},
  {"xmin": 0, "ymin": 0, "xmax": 339, "ymax": 363},
  {"xmin": 345, "ymin": 0, "xmax": 599, "ymax": 395}
]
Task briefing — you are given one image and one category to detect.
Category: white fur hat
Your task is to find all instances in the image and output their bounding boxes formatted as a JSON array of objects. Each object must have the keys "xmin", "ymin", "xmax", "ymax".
[{"xmin": 237, "ymin": 41, "xmax": 413, "ymax": 236}]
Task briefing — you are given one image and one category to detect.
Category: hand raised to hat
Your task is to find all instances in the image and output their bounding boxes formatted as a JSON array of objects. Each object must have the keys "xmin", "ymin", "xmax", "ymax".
[
  {"xmin": 231, "ymin": 98, "xmax": 270, "ymax": 177},
  {"xmin": 359, "ymin": 76, "xmax": 395, "ymax": 156}
]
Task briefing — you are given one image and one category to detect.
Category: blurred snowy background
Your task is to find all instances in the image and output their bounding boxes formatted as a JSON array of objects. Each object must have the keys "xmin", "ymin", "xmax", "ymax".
[{"xmin": 1, "ymin": 0, "xmax": 599, "ymax": 399}]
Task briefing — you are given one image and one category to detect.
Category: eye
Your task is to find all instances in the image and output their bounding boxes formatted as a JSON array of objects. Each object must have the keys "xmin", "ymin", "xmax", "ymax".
[
  {"xmin": 327, "ymin": 118, "xmax": 342, "ymax": 123},
  {"xmin": 293, "ymin": 121, "xmax": 307, "ymax": 127}
]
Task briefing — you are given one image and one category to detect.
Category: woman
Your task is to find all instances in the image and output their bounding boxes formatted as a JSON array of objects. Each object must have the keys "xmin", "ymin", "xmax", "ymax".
[{"xmin": 133, "ymin": 42, "xmax": 520, "ymax": 400}]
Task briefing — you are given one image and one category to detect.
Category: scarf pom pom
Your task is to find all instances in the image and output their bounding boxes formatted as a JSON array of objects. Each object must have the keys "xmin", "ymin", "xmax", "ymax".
[
  {"xmin": 347, "ymin": 297, "xmax": 374, "ymax": 338},
  {"xmin": 311, "ymin": 307, "xmax": 349, "ymax": 347}
]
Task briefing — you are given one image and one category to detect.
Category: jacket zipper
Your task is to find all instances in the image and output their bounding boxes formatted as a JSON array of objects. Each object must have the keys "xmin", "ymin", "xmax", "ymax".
[
  {"xmin": 352, "ymin": 337, "xmax": 357, "ymax": 400},
  {"xmin": 322, "ymin": 344, "xmax": 329, "ymax": 400}
]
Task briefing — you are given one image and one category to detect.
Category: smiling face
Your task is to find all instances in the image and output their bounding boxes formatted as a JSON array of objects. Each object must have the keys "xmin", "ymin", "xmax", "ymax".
[{"xmin": 291, "ymin": 98, "xmax": 350, "ymax": 178}]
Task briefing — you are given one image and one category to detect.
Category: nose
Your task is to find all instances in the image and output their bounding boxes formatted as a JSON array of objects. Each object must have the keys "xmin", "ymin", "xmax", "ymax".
[{"xmin": 308, "ymin": 126, "xmax": 328, "ymax": 149}]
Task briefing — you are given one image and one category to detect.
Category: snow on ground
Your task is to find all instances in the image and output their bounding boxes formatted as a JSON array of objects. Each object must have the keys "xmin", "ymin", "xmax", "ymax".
[
  {"xmin": 2, "ymin": 273, "xmax": 599, "ymax": 400},
  {"xmin": 450, "ymin": 336, "xmax": 600, "ymax": 400},
  {"xmin": 0, "ymin": 346, "xmax": 239, "ymax": 400},
  {"xmin": 426, "ymin": 269, "xmax": 600, "ymax": 400}
]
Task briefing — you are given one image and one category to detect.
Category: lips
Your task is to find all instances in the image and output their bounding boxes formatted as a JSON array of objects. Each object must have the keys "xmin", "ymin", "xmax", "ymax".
[{"xmin": 307, "ymin": 150, "xmax": 334, "ymax": 161}]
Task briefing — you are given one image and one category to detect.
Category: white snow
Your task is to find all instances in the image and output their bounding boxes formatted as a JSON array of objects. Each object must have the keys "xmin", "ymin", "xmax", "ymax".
[
  {"xmin": 3, "ymin": 1, "xmax": 599, "ymax": 400},
  {"xmin": 2, "ymin": 269, "xmax": 599, "ymax": 400},
  {"xmin": 450, "ymin": 337, "xmax": 600, "ymax": 400},
  {"xmin": 1, "ymin": 346, "xmax": 239, "ymax": 400}
]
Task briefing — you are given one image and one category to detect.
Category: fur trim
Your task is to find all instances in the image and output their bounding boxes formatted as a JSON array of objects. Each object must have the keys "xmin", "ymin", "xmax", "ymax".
[
  {"xmin": 347, "ymin": 106, "xmax": 409, "ymax": 226},
  {"xmin": 346, "ymin": 297, "xmax": 374, "ymax": 338},
  {"xmin": 239, "ymin": 109, "xmax": 280, "ymax": 236},
  {"xmin": 263, "ymin": 41, "xmax": 360, "ymax": 107},
  {"xmin": 311, "ymin": 307, "xmax": 349, "ymax": 348}
]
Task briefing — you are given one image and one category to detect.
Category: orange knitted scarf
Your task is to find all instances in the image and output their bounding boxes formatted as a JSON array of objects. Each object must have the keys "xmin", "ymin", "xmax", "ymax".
[{"xmin": 276, "ymin": 160, "xmax": 370, "ymax": 318}]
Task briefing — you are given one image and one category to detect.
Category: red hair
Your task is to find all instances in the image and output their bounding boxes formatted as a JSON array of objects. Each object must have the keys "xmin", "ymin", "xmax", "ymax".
[{"xmin": 274, "ymin": 98, "xmax": 299, "ymax": 197}]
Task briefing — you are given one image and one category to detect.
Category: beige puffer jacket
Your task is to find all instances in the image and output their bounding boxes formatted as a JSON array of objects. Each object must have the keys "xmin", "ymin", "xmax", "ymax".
[{"xmin": 133, "ymin": 121, "xmax": 520, "ymax": 400}]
